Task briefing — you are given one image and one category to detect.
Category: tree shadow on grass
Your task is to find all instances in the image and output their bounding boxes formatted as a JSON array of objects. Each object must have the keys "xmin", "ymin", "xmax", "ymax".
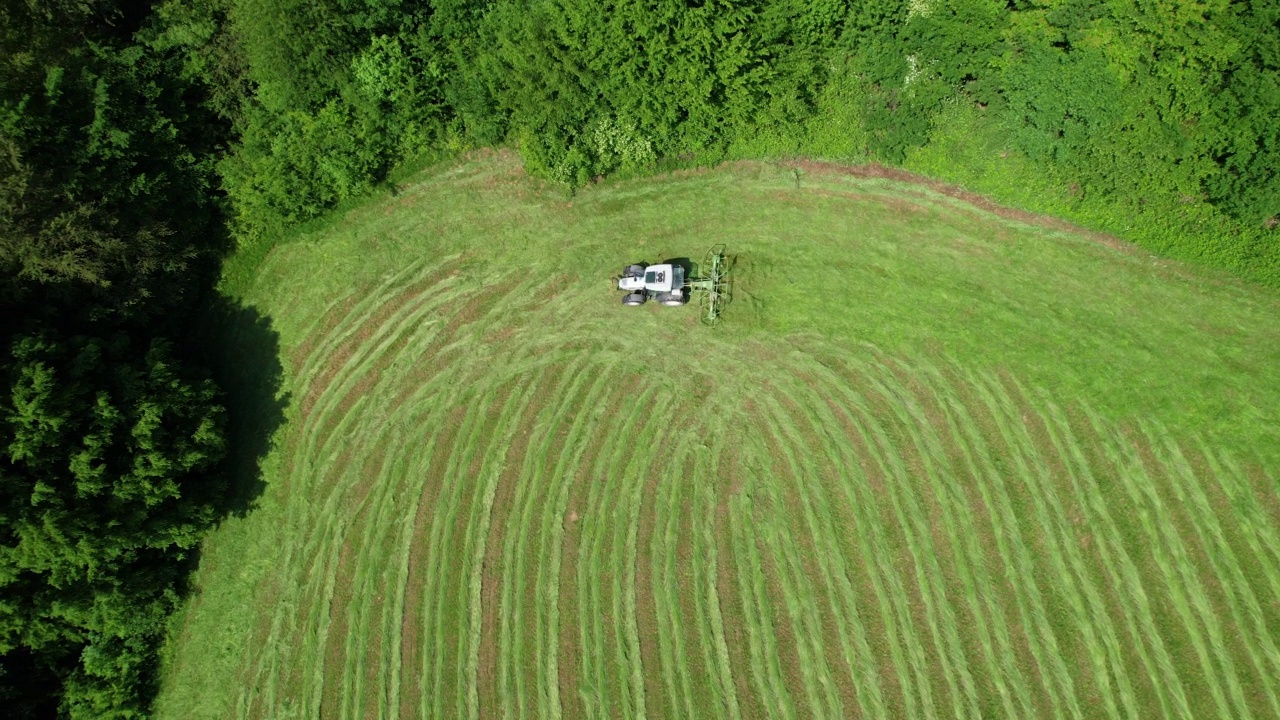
[{"xmin": 198, "ymin": 295, "xmax": 291, "ymax": 518}]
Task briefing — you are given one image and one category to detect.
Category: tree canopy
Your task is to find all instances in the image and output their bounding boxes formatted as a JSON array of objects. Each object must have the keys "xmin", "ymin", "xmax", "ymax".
[{"xmin": 2, "ymin": 0, "xmax": 1278, "ymax": 714}]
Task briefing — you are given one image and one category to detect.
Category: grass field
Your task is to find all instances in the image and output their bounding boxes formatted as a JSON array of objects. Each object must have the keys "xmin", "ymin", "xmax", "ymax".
[{"xmin": 157, "ymin": 150, "xmax": 1280, "ymax": 719}]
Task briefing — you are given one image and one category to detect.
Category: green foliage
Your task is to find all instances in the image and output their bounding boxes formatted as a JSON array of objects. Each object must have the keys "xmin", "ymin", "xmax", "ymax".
[
  {"xmin": 0, "ymin": 331, "xmax": 226, "ymax": 718},
  {"xmin": 1, "ymin": 0, "xmax": 226, "ymax": 322}
]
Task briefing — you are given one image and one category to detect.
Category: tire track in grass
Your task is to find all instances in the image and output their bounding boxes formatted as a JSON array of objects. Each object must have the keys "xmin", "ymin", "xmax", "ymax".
[
  {"xmin": 621, "ymin": 389, "xmax": 684, "ymax": 720},
  {"xmin": 495, "ymin": 356, "xmax": 596, "ymax": 718},
  {"xmin": 378, "ymin": 394, "xmax": 461, "ymax": 720},
  {"xmin": 458, "ymin": 369, "xmax": 551, "ymax": 719},
  {"xmin": 1002, "ymin": 378, "xmax": 1146, "ymax": 720},
  {"xmin": 295, "ymin": 258, "xmax": 464, "ymax": 428},
  {"xmin": 522, "ymin": 358, "xmax": 614, "ymax": 719},
  {"xmin": 932, "ymin": 369, "xmax": 1081, "ymax": 720},
  {"xmin": 906, "ymin": 364, "xmax": 1042, "ymax": 720},
  {"xmin": 1079, "ymin": 409, "xmax": 1244, "ymax": 720},
  {"xmin": 476, "ymin": 363, "xmax": 570, "ymax": 717},
  {"xmin": 870, "ymin": 360, "xmax": 1035, "ymax": 720},
  {"xmin": 812, "ymin": 375, "xmax": 931, "ymax": 720},
  {"xmin": 1145, "ymin": 430, "xmax": 1280, "ymax": 718},
  {"xmin": 713, "ymin": 442, "xmax": 767, "ymax": 720},
  {"xmin": 969, "ymin": 370, "xmax": 1133, "ymax": 720},
  {"xmin": 261, "ymin": 398, "xmax": 386, "ymax": 717},
  {"xmin": 418, "ymin": 379, "xmax": 509, "ymax": 719},
  {"xmin": 535, "ymin": 360, "xmax": 627, "ymax": 720},
  {"xmin": 577, "ymin": 384, "xmax": 664, "ymax": 718},
  {"xmin": 559, "ymin": 372, "xmax": 646, "ymax": 720},
  {"xmin": 442, "ymin": 377, "xmax": 522, "ymax": 719},
  {"xmin": 277, "ymin": 268, "xmax": 480, "ymax": 677},
  {"xmin": 728, "ymin": 453, "xmax": 799, "ymax": 720},
  {"xmin": 651, "ymin": 428, "xmax": 708, "ymax": 719},
  {"xmin": 826, "ymin": 370, "xmax": 960, "ymax": 720},
  {"xmin": 853, "ymin": 364, "xmax": 987, "ymax": 720},
  {"xmin": 346, "ymin": 360, "xmax": 471, "ymax": 720},
  {"xmin": 690, "ymin": 426, "xmax": 743, "ymax": 720},
  {"xmin": 754, "ymin": 391, "xmax": 857, "ymax": 719},
  {"xmin": 1098, "ymin": 415, "xmax": 1257, "ymax": 720},
  {"xmin": 347, "ymin": 423, "xmax": 431, "ymax": 720},
  {"xmin": 971, "ymin": 371, "xmax": 1135, "ymax": 720},
  {"xmin": 302, "ymin": 345, "xmax": 468, "ymax": 712},
  {"xmin": 633, "ymin": 403, "xmax": 688, "ymax": 719},
  {"xmin": 329, "ymin": 426, "xmax": 414, "ymax": 720},
  {"xmin": 397, "ymin": 398, "xmax": 468, "ymax": 720},
  {"xmin": 1042, "ymin": 402, "xmax": 1195, "ymax": 719},
  {"xmin": 400, "ymin": 276, "xmax": 559, "ymax": 718},
  {"xmin": 787, "ymin": 373, "xmax": 915, "ymax": 720},
  {"xmin": 493, "ymin": 357, "xmax": 592, "ymax": 717},
  {"xmin": 1194, "ymin": 448, "xmax": 1280, "ymax": 642}
]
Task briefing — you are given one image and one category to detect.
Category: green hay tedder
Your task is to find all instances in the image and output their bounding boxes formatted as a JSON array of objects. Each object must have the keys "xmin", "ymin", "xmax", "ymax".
[{"xmin": 615, "ymin": 244, "xmax": 731, "ymax": 325}]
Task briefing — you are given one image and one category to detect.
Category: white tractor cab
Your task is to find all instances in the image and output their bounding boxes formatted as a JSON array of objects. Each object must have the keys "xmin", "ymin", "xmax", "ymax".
[{"xmin": 616, "ymin": 262, "xmax": 688, "ymax": 306}]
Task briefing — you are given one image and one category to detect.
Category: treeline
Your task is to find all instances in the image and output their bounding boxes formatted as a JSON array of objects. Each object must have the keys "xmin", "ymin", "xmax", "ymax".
[
  {"xmin": 1, "ymin": 0, "xmax": 237, "ymax": 716},
  {"xmin": 152, "ymin": 0, "xmax": 1278, "ymax": 280},
  {"xmin": 2, "ymin": 0, "xmax": 1278, "ymax": 716}
]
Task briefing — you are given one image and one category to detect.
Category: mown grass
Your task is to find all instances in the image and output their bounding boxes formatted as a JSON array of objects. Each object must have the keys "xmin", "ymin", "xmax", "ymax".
[{"xmin": 158, "ymin": 150, "xmax": 1280, "ymax": 719}]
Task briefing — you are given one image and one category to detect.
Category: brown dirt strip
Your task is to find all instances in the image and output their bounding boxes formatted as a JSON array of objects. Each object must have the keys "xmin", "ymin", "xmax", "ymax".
[
  {"xmin": 938, "ymin": 368, "xmax": 1075, "ymax": 718},
  {"xmin": 755, "ymin": 536, "xmax": 810, "ymax": 720},
  {"xmin": 291, "ymin": 293, "xmax": 362, "ymax": 372},
  {"xmin": 777, "ymin": 160, "xmax": 1138, "ymax": 255},
  {"xmin": 297, "ymin": 258, "xmax": 464, "ymax": 418},
  {"xmin": 316, "ymin": 439, "xmax": 400, "ymax": 719},
  {"xmin": 820, "ymin": 352, "xmax": 1040, "ymax": 719},
  {"xmin": 397, "ymin": 401, "xmax": 468, "ymax": 720},
  {"xmin": 669, "ymin": 440, "xmax": 714, "ymax": 717},
  {"xmin": 319, "ymin": 510, "xmax": 367, "ymax": 718},
  {"xmin": 813, "ymin": 394, "xmax": 911, "ymax": 720},
  {"xmin": 993, "ymin": 372, "xmax": 1142, "ymax": 714},
  {"xmin": 713, "ymin": 442, "xmax": 767, "ymax": 720},
  {"xmin": 473, "ymin": 364, "xmax": 566, "ymax": 716},
  {"xmin": 556, "ymin": 373, "xmax": 645, "ymax": 720},
  {"xmin": 846, "ymin": 370, "xmax": 962, "ymax": 717},
  {"xmin": 634, "ymin": 423, "xmax": 680, "ymax": 719},
  {"xmin": 1076, "ymin": 414, "xmax": 1221, "ymax": 718},
  {"xmin": 513, "ymin": 367, "xmax": 596, "ymax": 715},
  {"xmin": 760, "ymin": 390, "xmax": 861, "ymax": 719},
  {"xmin": 1119, "ymin": 425, "xmax": 1272, "ymax": 719},
  {"xmin": 1191, "ymin": 448, "xmax": 1280, "ymax": 642},
  {"xmin": 435, "ymin": 379, "xmax": 518, "ymax": 716},
  {"xmin": 874, "ymin": 362, "xmax": 1008, "ymax": 714}
]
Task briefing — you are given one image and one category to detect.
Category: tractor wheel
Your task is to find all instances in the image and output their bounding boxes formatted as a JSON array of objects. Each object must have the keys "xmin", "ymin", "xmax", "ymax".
[
  {"xmin": 622, "ymin": 292, "xmax": 647, "ymax": 306},
  {"xmin": 655, "ymin": 292, "xmax": 686, "ymax": 307},
  {"xmin": 623, "ymin": 264, "xmax": 646, "ymax": 278}
]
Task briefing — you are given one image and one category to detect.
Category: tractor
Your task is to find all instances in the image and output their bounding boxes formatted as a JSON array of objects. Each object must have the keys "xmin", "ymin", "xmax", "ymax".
[{"xmin": 615, "ymin": 245, "xmax": 730, "ymax": 325}]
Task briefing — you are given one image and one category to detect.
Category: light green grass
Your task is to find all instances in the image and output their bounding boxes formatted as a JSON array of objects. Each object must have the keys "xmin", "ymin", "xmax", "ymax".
[{"xmin": 158, "ymin": 151, "xmax": 1280, "ymax": 719}]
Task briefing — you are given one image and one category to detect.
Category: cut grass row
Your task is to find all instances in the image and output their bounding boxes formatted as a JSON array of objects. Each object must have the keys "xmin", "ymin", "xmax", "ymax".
[
  {"xmin": 158, "ymin": 156, "xmax": 1280, "ymax": 720},
  {"xmin": 224, "ymin": 282, "xmax": 1280, "ymax": 720}
]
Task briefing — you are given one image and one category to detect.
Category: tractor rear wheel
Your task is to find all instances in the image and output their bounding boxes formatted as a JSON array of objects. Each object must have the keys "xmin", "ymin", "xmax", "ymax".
[
  {"xmin": 655, "ymin": 292, "xmax": 686, "ymax": 307},
  {"xmin": 622, "ymin": 292, "xmax": 647, "ymax": 306}
]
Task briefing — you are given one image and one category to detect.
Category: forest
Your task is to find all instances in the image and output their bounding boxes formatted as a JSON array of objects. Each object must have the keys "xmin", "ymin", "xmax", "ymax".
[{"xmin": 1, "ymin": 0, "xmax": 1277, "ymax": 715}]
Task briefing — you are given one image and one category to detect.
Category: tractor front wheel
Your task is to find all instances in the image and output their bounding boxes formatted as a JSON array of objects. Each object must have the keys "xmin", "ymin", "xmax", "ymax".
[
  {"xmin": 622, "ymin": 292, "xmax": 647, "ymax": 306},
  {"xmin": 623, "ymin": 264, "xmax": 646, "ymax": 278}
]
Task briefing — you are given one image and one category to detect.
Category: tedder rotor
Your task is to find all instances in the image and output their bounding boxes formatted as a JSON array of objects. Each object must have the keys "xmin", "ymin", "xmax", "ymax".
[{"xmin": 614, "ymin": 244, "xmax": 731, "ymax": 325}]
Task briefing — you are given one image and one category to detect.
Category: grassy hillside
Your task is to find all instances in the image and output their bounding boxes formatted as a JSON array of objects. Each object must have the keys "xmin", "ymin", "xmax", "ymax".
[{"xmin": 158, "ymin": 151, "xmax": 1280, "ymax": 719}]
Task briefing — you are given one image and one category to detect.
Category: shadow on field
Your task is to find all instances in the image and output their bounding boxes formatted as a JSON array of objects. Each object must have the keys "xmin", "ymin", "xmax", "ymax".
[
  {"xmin": 666, "ymin": 256, "xmax": 693, "ymax": 279},
  {"xmin": 199, "ymin": 296, "xmax": 291, "ymax": 518}
]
